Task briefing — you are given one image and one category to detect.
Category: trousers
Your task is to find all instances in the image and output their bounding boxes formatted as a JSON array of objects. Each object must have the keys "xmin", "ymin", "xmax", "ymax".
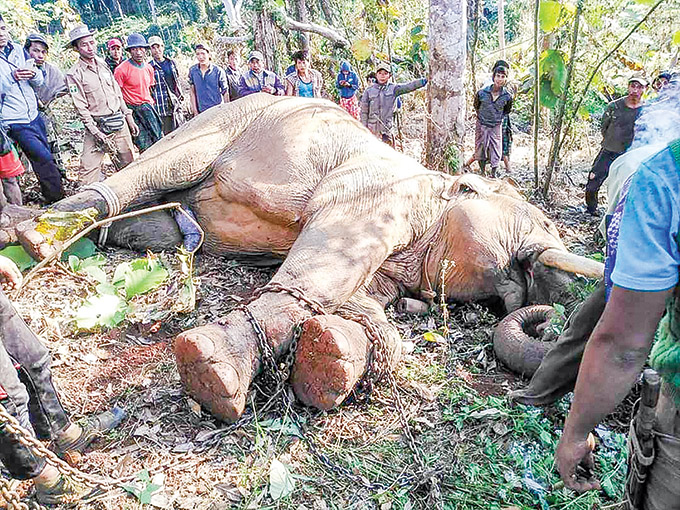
[
  {"xmin": 0, "ymin": 291, "xmax": 70, "ymax": 479},
  {"xmin": 80, "ymin": 123, "xmax": 135, "ymax": 184},
  {"xmin": 585, "ymin": 148, "xmax": 623, "ymax": 213},
  {"xmin": 7, "ymin": 116, "xmax": 63, "ymax": 203}
]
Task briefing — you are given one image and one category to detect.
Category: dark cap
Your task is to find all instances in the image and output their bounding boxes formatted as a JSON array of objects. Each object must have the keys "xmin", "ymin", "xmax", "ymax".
[{"xmin": 25, "ymin": 33, "xmax": 49, "ymax": 50}]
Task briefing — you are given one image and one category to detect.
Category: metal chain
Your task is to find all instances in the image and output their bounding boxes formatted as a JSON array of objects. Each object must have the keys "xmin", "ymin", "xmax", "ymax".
[
  {"xmin": 0, "ymin": 477, "xmax": 29, "ymax": 510},
  {"xmin": 0, "ymin": 405, "xmax": 125, "ymax": 499},
  {"xmin": 241, "ymin": 282, "xmax": 441, "ymax": 501}
]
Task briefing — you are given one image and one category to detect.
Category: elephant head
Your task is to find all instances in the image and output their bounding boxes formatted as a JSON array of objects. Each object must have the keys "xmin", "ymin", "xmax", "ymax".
[{"xmin": 423, "ymin": 175, "xmax": 603, "ymax": 312}]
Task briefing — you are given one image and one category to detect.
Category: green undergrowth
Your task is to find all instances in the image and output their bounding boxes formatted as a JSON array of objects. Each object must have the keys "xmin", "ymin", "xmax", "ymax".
[{"xmin": 436, "ymin": 383, "xmax": 627, "ymax": 509}]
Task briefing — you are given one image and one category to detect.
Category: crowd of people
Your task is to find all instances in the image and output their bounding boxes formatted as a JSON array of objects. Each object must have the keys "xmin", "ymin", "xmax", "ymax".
[{"xmin": 0, "ymin": 19, "xmax": 427, "ymax": 209}]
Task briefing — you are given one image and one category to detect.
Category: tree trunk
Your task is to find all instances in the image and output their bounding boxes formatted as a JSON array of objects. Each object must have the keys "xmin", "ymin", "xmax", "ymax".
[
  {"xmin": 110, "ymin": 0, "xmax": 124, "ymax": 18},
  {"xmin": 468, "ymin": 0, "xmax": 480, "ymax": 92},
  {"xmin": 542, "ymin": 2, "xmax": 581, "ymax": 198},
  {"xmin": 254, "ymin": 9, "xmax": 280, "ymax": 71},
  {"xmin": 319, "ymin": 0, "xmax": 335, "ymax": 25},
  {"xmin": 426, "ymin": 0, "xmax": 466, "ymax": 173},
  {"xmin": 532, "ymin": 0, "xmax": 540, "ymax": 188},
  {"xmin": 296, "ymin": 0, "xmax": 310, "ymax": 51},
  {"xmin": 498, "ymin": 0, "xmax": 505, "ymax": 58},
  {"xmin": 148, "ymin": 0, "xmax": 158, "ymax": 24}
]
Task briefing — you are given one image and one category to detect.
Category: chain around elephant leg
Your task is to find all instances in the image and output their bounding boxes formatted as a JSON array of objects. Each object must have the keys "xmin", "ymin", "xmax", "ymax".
[{"xmin": 245, "ymin": 283, "xmax": 441, "ymax": 500}]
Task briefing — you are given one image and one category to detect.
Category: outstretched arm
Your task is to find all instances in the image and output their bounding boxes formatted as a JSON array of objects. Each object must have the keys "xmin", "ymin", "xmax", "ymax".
[{"xmin": 394, "ymin": 78, "xmax": 427, "ymax": 96}]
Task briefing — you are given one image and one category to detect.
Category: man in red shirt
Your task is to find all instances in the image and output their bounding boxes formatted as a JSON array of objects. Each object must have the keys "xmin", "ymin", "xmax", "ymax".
[{"xmin": 113, "ymin": 33, "xmax": 162, "ymax": 152}]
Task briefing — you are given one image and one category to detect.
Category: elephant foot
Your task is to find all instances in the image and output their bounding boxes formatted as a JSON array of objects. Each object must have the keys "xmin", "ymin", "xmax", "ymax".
[
  {"xmin": 291, "ymin": 314, "xmax": 405, "ymax": 410},
  {"xmin": 174, "ymin": 324, "xmax": 253, "ymax": 422}
]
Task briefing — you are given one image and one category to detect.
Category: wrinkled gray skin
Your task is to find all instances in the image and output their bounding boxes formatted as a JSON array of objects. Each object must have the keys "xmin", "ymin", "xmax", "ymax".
[{"xmin": 15, "ymin": 94, "xmax": 601, "ymax": 421}]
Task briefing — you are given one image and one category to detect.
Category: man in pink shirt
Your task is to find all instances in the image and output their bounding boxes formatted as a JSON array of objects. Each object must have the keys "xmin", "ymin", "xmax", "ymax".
[{"xmin": 113, "ymin": 33, "xmax": 162, "ymax": 152}]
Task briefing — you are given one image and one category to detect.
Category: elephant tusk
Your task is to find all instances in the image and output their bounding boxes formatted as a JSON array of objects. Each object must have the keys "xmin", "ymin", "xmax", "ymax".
[{"xmin": 537, "ymin": 248, "xmax": 604, "ymax": 279}]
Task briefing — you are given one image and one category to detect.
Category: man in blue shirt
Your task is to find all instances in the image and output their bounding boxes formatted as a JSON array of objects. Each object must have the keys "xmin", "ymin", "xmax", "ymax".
[
  {"xmin": 0, "ymin": 16, "xmax": 62, "ymax": 203},
  {"xmin": 555, "ymin": 141, "xmax": 680, "ymax": 509},
  {"xmin": 188, "ymin": 44, "xmax": 229, "ymax": 116}
]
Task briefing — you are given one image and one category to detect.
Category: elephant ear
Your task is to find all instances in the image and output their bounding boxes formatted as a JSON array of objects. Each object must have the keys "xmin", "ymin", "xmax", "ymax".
[{"xmin": 442, "ymin": 174, "xmax": 493, "ymax": 200}]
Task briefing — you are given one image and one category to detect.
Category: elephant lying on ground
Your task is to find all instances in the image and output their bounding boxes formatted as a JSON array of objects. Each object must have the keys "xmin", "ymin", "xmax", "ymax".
[{"xmin": 15, "ymin": 94, "xmax": 603, "ymax": 422}]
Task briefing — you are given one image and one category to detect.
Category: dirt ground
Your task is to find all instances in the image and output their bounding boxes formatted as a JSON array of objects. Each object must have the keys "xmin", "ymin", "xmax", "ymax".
[{"xmin": 1, "ymin": 97, "xmax": 629, "ymax": 510}]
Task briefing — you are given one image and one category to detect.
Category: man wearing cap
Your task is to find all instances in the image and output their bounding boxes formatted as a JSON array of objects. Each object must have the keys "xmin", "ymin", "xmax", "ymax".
[
  {"xmin": 114, "ymin": 33, "xmax": 162, "ymax": 152},
  {"xmin": 24, "ymin": 33, "xmax": 67, "ymax": 173},
  {"xmin": 105, "ymin": 38, "xmax": 123, "ymax": 73},
  {"xmin": 188, "ymin": 44, "xmax": 229, "ymax": 116},
  {"xmin": 149, "ymin": 35, "xmax": 182, "ymax": 134},
  {"xmin": 238, "ymin": 50, "xmax": 284, "ymax": 97},
  {"xmin": 66, "ymin": 24, "xmax": 138, "ymax": 184},
  {"xmin": 360, "ymin": 62, "xmax": 427, "ymax": 145},
  {"xmin": 584, "ymin": 75, "xmax": 647, "ymax": 215},
  {"xmin": 0, "ymin": 15, "xmax": 63, "ymax": 203}
]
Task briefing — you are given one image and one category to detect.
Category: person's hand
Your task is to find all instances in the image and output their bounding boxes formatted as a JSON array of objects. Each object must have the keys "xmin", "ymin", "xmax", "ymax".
[
  {"xmin": 555, "ymin": 433, "xmax": 600, "ymax": 493},
  {"xmin": 13, "ymin": 68, "xmax": 36, "ymax": 81},
  {"xmin": 127, "ymin": 116, "xmax": 140, "ymax": 137},
  {"xmin": 340, "ymin": 80, "xmax": 348, "ymax": 87},
  {"xmin": 93, "ymin": 130, "xmax": 108, "ymax": 144},
  {"xmin": 262, "ymin": 85, "xmax": 274, "ymax": 94},
  {"xmin": 0, "ymin": 255, "xmax": 22, "ymax": 289}
]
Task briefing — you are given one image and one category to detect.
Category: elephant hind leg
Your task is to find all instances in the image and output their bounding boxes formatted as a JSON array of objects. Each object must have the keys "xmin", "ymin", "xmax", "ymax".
[
  {"xmin": 291, "ymin": 289, "xmax": 403, "ymax": 410},
  {"xmin": 106, "ymin": 209, "xmax": 183, "ymax": 252}
]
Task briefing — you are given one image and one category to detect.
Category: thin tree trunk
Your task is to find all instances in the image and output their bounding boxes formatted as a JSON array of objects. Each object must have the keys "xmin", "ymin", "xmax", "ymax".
[
  {"xmin": 533, "ymin": 0, "xmax": 540, "ymax": 188},
  {"xmin": 542, "ymin": 2, "xmax": 581, "ymax": 198},
  {"xmin": 469, "ymin": 0, "xmax": 480, "ymax": 91},
  {"xmin": 319, "ymin": 0, "xmax": 335, "ymax": 25},
  {"xmin": 148, "ymin": 0, "xmax": 158, "ymax": 24},
  {"xmin": 427, "ymin": 0, "xmax": 467, "ymax": 172},
  {"xmin": 498, "ymin": 0, "xmax": 505, "ymax": 58},
  {"xmin": 296, "ymin": 0, "xmax": 310, "ymax": 51},
  {"xmin": 110, "ymin": 0, "xmax": 124, "ymax": 18},
  {"xmin": 558, "ymin": 0, "xmax": 666, "ymax": 160}
]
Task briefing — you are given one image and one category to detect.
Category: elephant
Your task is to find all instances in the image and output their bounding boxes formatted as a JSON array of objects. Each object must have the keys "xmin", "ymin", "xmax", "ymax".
[{"xmin": 13, "ymin": 93, "xmax": 604, "ymax": 422}]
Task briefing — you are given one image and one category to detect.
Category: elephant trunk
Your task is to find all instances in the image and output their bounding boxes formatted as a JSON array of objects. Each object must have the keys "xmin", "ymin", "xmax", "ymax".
[
  {"xmin": 493, "ymin": 305, "xmax": 557, "ymax": 377},
  {"xmin": 537, "ymin": 248, "xmax": 604, "ymax": 280}
]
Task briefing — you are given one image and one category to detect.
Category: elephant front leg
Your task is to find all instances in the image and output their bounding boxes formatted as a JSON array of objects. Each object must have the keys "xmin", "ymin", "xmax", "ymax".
[
  {"xmin": 174, "ymin": 296, "xmax": 313, "ymax": 422},
  {"xmin": 291, "ymin": 291, "xmax": 403, "ymax": 410}
]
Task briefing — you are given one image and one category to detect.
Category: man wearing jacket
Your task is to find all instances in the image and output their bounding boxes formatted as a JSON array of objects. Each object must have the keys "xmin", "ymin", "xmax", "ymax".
[
  {"xmin": 238, "ymin": 50, "xmax": 284, "ymax": 97},
  {"xmin": 360, "ymin": 62, "xmax": 426, "ymax": 145},
  {"xmin": 0, "ymin": 16, "xmax": 63, "ymax": 203},
  {"xmin": 336, "ymin": 60, "xmax": 360, "ymax": 119}
]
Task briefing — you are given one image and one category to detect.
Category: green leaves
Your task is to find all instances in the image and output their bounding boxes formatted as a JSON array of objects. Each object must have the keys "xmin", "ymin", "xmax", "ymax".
[
  {"xmin": 538, "ymin": 50, "xmax": 568, "ymax": 109},
  {"xmin": 75, "ymin": 293, "xmax": 129, "ymax": 329},
  {"xmin": 539, "ymin": 0, "xmax": 562, "ymax": 32},
  {"xmin": 72, "ymin": 253, "xmax": 169, "ymax": 331},
  {"xmin": 351, "ymin": 38, "xmax": 373, "ymax": 61},
  {"xmin": 0, "ymin": 245, "xmax": 36, "ymax": 271},
  {"xmin": 121, "ymin": 469, "xmax": 162, "ymax": 505},
  {"xmin": 268, "ymin": 458, "xmax": 295, "ymax": 501},
  {"xmin": 113, "ymin": 257, "xmax": 169, "ymax": 299}
]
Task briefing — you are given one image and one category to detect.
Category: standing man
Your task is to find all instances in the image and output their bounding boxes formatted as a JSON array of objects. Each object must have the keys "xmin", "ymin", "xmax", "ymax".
[
  {"xmin": 0, "ymin": 16, "xmax": 63, "ymax": 203},
  {"xmin": 469, "ymin": 63, "xmax": 513, "ymax": 177},
  {"xmin": 188, "ymin": 43, "xmax": 229, "ymax": 116},
  {"xmin": 285, "ymin": 50, "xmax": 323, "ymax": 97},
  {"xmin": 105, "ymin": 38, "xmax": 124, "ymax": 73},
  {"xmin": 360, "ymin": 62, "xmax": 427, "ymax": 145},
  {"xmin": 24, "ymin": 33, "xmax": 67, "ymax": 173},
  {"xmin": 238, "ymin": 50, "xmax": 284, "ymax": 97},
  {"xmin": 555, "ymin": 137, "xmax": 680, "ymax": 509},
  {"xmin": 584, "ymin": 75, "xmax": 646, "ymax": 215},
  {"xmin": 148, "ymin": 35, "xmax": 182, "ymax": 135},
  {"xmin": 114, "ymin": 33, "xmax": 162, "ymax": 152},
  {"xmin": 66, "ymin": 24, "xmax": 138, "ymax": 184},
  {"xmin": 225, "ymin": 49, "xmax": 242, "ymax": 101}
]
